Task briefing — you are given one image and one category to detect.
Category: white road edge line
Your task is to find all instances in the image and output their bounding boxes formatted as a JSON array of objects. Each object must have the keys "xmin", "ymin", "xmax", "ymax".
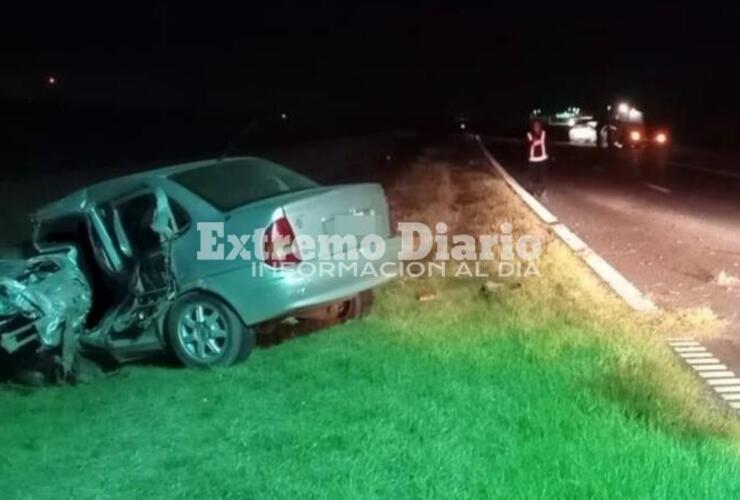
[
  {"xmin": 645, "ymin": 183, "xmax": 672, "ymax": 194},
  {"xmin": 475, "ymin": 135, "xmax": 658, "ymax": 312},
  {"xmin": 476, "ymin": 136, "xmax": 739, "ymax": 414}
]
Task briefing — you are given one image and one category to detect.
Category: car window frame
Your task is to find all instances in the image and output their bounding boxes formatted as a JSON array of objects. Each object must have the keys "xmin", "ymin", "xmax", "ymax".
[{"xmin": 108, "ymin": 188, "xmax": 191, "ymax": 255}]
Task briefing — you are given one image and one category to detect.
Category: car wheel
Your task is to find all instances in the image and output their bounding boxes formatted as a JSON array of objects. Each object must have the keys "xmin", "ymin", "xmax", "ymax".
[
  {"xmin": 166, "ymin": 293, "xmax": 255, "ymax": 368},
  {"xmin": 341, "ymin": 290, "xmax": 375, "ymax": 321}
]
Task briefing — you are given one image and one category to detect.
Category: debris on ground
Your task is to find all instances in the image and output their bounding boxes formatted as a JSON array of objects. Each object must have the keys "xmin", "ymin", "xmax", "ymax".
[
  {"xmin": 716, "ymin": 270, "xmax": 740, "ymax": 289},
  {"xmin": 416, "ymin": 289, "xmax": 439, "ymax": 302},
  {"xmin": 481, "ymin": 280, "xmax": 504, "ymax": 294}
]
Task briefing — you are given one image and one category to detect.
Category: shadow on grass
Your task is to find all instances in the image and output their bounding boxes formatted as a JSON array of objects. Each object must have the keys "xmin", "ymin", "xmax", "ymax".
[
  {"xmin": 590, "ymin": 360, "xmax": 733, "ymax": 441},
  {"xmin": 1, "ymin": 317, "xmax": 343, "ymax": 389}
]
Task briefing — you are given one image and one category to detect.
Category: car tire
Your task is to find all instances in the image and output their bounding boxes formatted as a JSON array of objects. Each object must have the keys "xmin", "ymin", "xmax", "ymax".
[
  {"xmin": 342, "ymin": 290, "xmax": 375, "ymax": 321},
  {"xmin": 166, "ymin": 293, "xmax": 255, "ymax": 368}
]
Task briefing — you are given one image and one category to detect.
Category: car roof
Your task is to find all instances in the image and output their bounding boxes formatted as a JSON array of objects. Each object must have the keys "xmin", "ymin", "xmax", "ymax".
[{"xmin": 33, "ymin": 156, "xmax": 271, "ymax": 221}]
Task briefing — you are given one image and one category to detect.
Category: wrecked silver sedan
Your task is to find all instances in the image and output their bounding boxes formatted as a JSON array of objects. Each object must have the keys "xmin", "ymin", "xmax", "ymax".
[{"xmin": 1, "ymin": 157, "xmax": 398, "ymax": 381}]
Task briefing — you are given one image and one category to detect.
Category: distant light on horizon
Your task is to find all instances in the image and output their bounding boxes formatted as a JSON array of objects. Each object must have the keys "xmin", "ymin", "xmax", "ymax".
[{"xmin": 47, "ymin": 75, "xmax": 57, "ymax": 86}]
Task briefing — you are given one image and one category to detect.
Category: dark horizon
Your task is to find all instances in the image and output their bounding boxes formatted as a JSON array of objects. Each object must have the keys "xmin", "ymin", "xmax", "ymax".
[{"xmin": 3, "ymin": 3, "xmax": 740, "ymax": 150}]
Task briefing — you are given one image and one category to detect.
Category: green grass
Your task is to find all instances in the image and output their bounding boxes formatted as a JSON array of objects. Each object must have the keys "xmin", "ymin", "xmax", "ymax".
[
  {"xmin": 1, "ymin": 151, "xmax": 737, "ymax": 498},
  {"xmin": 2, "ymin": 254, "xmax": 740, "ymax": 499}
]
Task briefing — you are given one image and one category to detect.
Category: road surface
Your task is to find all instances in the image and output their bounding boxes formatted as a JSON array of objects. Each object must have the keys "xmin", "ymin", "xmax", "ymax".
[{"xmin": 484, "ymin": 138, "xmax": 740, "ymax": 369}]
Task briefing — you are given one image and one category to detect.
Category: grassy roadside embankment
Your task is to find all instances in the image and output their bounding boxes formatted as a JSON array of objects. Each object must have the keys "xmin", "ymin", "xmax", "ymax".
[{"xmin": 1, "ymin": 138, "xmax": 738, "ymax": 498}]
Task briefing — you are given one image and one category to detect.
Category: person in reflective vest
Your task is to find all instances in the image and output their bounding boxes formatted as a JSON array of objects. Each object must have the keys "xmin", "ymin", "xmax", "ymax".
[{"xmin": 526, "ymin": 120, "xmax": 549, "ymax": 197}]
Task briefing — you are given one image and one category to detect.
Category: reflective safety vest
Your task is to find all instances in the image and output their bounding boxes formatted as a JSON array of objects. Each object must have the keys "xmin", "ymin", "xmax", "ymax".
[{"xmin": 527, "ymin": 130, "xmax": 548, "ymax": 162}]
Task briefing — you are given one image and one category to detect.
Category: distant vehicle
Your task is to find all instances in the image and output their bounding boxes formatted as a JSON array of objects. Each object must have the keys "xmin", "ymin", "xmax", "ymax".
[
  {"xmin": 531, "ymin": 103, "xmax": 670, "ymax": 150},
  {"xmin": 1, "ymin": 157, "xmax": 399, "ymax": 380},
  {"xmin": 532, "ymin": 107, "xmax": 598, "ymax": 144},
  {"xmin": 599, "ymin": 102, "xmax": 670, "ymax": 150},
  {"xmin": 568, "ymin": 117, "xmax": 599, "ymax": 145},
  {"xmin": 537, "ymin": 107, "xmax": 595, "ymax": 129}
]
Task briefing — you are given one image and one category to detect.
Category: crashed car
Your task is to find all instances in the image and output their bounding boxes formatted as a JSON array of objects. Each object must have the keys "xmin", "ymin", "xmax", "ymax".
[{"xmin": 0, "ymin": 157, "xmax": 399, "ymax": 380}]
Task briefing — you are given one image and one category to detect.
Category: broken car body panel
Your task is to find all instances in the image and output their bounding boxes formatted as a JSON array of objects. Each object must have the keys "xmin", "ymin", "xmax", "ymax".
[{"xmin": 0, "ymin": 248, "xmax": 91, "ymax": 373}]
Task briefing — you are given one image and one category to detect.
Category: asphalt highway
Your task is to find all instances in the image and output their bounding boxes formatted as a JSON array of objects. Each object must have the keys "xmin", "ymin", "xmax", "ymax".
[{"xmin": 484, "ymin": 137, "xmax": 740, "ymax": 371}]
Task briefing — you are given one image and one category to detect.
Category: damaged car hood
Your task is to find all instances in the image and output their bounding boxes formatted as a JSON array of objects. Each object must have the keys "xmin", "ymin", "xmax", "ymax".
[{"xmin": 0, "ymin": 248, "xmax": 91, "ymax": 355}]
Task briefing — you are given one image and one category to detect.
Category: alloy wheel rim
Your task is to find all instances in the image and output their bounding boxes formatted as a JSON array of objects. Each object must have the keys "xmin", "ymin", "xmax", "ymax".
[{"xmin": 177, "ymin": 303, "xmax": 228, "ymax": 362}]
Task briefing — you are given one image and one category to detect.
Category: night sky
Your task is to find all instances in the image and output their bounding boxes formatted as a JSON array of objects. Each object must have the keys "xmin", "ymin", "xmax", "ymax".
[{"xmin": 3, "ymin": 2, "xmax": 740, "ymax": 144}]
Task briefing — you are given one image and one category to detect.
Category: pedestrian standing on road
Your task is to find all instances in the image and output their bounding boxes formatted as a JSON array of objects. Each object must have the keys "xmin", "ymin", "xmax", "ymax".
[{"xmin": 526, "ymin": 120, "xmax": 549, "ymax": 197}]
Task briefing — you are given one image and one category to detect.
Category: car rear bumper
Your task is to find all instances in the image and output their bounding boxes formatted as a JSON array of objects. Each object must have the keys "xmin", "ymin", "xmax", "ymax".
[{"xmin": 195, "ymin": 237, "xmax": 402, "ymax": 325}]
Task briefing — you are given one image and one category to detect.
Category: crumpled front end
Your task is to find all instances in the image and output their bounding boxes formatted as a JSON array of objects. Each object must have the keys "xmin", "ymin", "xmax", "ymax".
[{"xmin": 0, "ymin": 248, "xmax": 91, "ymax": 376}]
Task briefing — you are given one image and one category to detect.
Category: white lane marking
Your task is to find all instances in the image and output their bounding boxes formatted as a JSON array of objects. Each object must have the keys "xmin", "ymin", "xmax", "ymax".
[
  {"xmin": 699, "ymin": 371, "xmax": 736, "ymax": 379},
  {"xmin": 707, "ymin": 378, "xmax": 740, "ymax": 386},
  {"xmin": 686, "ymin": 357, "xmax": 721, "ymax": 365},
  {"xmin": 551, "ymin": 223, "xmax": 588, "ymax": 252},
  {"xmin": 674, "ymin": 346, "xmax": 707, "ymax": 353},
  {"xmin": 645, "ymin": 183, "xmax": 672, "ymax": 194},
  {"xmin": 668, "ymin": 161, "xmax": 740, "ymax": 180},
  {"xmin": 680, "ymin": 352, "xmax": 713, "ymax": 359},
  {"xmin": 582, "ymin": 251, "xmax": 658, "ymax": 312},
  {"xmin": 692, "ymin": 364, "xmax": 728, "ymax": 371},
  {"xmin": 476, "ymin": 138, "xmax": 558, "ymax": 224},
  {"xmin": 713, "ymin": 385, "xmax": 740, "ymax": 393},
  {"xmin": 477, "ymin": 135, "xmax": 658, "ymax": 312},
  {"xmin": 721, "ymin": 394, "xmax": 740, "ymax": 401},
  {"xmin": 669, "ymin": 341, "xmax": 701, "ymax": 347}
]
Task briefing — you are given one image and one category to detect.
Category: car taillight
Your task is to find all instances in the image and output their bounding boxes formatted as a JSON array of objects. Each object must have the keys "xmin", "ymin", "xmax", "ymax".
[
  {"xmin": 263, "ymin": 212, "xmax": 301, "ymax": 267},
  {"xmin": 630, "ymin": 130, "xmax": 641, "ymax": 142},
  {"xmin": 655, "ymin": 132, "xmax": 668, "ymax": 144}
]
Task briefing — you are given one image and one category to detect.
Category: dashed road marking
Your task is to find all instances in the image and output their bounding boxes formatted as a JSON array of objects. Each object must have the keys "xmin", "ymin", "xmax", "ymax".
[
  {"xmin": 680, "ymin": 352, "xmax": 713, "ymax": 358},
  {"xmin": 674, "ymin": 346, "xmax": 707, "ymax": 353},
  {"xmin": 669, "ymin": 340, "xmax": 701, "ymax": 347},
  {"xmin": 699, "ymin": 371, "xmax": 736, "ymax": 379},
  {"xmin": 707, "ymin": 378, "xmax": 740, "ymax": 386},
  {"xmin": 712, "ymin": 386, "xmax": 740, "ymax": 393},
  {"xmin": 669, "ymin": 339, "xmax": 740, "ymax": 414},
  {"xmin": 685, "ymin": 357, "xmax": 721, "ymax": 364},
  {"xmin": 693, "ymin": 364, "xmax": 728, "ymax": 371}
]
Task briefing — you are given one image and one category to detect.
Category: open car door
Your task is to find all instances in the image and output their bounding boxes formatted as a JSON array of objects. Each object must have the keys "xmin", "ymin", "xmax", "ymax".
[{"xmin": 86, "ymin": 188, "xmax": 179, "ymax": 340}]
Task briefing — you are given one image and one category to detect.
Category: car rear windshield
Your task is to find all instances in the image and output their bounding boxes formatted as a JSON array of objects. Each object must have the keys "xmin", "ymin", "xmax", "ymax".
[{"xmin": 171, "ymin": 158, "xmax": 318, "ymax": 211}]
